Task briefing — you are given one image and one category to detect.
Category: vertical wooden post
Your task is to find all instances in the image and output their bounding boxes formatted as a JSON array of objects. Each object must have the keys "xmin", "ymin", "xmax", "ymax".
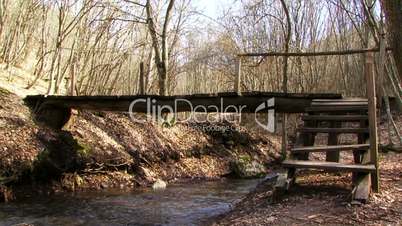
[
  {"xmin": 139, "ymin": 62, "xmax": 145, "ymax": 95},
  {"xmin": 326, "ymin": 121, "xmax": 340, "ymax": 162},
  {"xmin": 281, "ymin": 114, "xmax": 288, "ymax": 159},
  {"xmin": 235, "ymin": 57, "xmax": 242, "ymax": 95},
  {"xmin": 366, "ymin": 52, "xmax": 379, "ymax": 192},
  {"xmin": 70, "ymin": 55, "xmax": 76, "ymax": 96}
]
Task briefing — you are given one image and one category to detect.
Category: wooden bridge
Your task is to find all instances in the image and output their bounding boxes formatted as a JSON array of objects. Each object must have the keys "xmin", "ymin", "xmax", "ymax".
[
  {"xmin": 24, "ymin": 49, "xmax": 381, "ymax": 203},
  {"xmin": 25, "ymin": 91, "xmax": 379, "ymax": 203},
  {"xmin": 24, "ymin": 92, "xmax": 341, "ymax": 129}
]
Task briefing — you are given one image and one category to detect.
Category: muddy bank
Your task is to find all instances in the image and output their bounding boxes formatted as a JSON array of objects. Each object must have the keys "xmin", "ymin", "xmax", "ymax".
[{"xmin": 0, "ymin": 89, "xmax": 281, "ymax": 201}]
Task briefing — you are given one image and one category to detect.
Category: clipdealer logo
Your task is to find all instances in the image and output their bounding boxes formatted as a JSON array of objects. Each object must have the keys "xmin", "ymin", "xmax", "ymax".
[{"xmin": 128, "ymin": 97, "xmax": 275, "ymax": 132}]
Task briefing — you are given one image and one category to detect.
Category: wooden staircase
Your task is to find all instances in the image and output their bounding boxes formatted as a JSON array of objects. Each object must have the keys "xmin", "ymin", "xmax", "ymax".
[{"xmin": 280, "ymin": 98, "xmax": 379, "ymax": 202}]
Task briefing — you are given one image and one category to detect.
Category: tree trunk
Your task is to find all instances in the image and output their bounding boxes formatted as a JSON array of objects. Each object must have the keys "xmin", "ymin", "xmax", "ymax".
[
  {"xmin": 381, "ymin": 0, "xmax": 402, "ymax": 80},
  {"xmin": 145, "ymin": 0, "xmax": 175, "ymax": 96}
]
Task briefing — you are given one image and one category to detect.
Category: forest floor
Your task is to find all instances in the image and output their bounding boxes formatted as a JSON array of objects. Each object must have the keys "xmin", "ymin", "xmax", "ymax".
[
  {"xmin": 0, "ymin": 87, "xmax": 281, "ymax": 201},
  {"xmin": 213, "ymin": 114, "xmax": 402, "ymax": 225}
]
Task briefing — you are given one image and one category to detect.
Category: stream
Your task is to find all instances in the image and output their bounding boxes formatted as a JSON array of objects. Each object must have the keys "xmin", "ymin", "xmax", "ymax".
[{"xmin": 0, "ymin": 179, "xmax": 260, "ymax": 226}]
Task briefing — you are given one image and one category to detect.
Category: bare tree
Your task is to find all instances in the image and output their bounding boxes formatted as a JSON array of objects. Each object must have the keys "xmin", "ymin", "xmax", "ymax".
[{"xmin": 146, "ymin": 0, "xmax": 175, "ymax": 96}]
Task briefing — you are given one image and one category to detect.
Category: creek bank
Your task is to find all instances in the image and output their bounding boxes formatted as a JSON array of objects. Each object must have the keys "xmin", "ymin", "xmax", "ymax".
[
  {"xmin": 212, "ymin": 113, "xmax": 402, "ymax": 225},
  {"xmin": 0, "ymin": 90, "xmax": 281, "ymax": 201}
]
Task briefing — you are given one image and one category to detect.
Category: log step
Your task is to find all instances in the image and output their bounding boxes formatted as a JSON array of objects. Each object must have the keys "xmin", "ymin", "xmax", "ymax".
[
  {"xmin": 291, "ymin": 144, "xmax": 370, "ymax": 153},
  {"xmin": 302, "ymin": 115, "xmax": 368, "ymax": 122},
  {"xmin": 299, "ymin": 127, "xmax": 369, "ymax": 134},
  {"xmin": 306, "ymin": 106, "xmax": 368, "ymax": 113},
  {"xmin": 282, "ymin": 160, "xmax": 376, "ymax": 173}
]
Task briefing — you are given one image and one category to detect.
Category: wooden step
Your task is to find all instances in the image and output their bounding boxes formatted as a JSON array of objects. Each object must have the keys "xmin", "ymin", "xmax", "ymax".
[
  {"xmin": 299, "ymin": 127, "xmax": 369, "ymax": 134},
  {"xmin": 312, "ymin": 98, "xmax": 368, "ymax": 102},
  {"xmin": 306, "ymin": 105, "xmax": 368, "ymax": 113},
  {"xmin": 282, "ymin": 160, "xmax": 376, "ymax": 173},
  {"xmin": 302, "ymin": 115, "xmax": 368, "ymax": 122},
  {"xmin": 291, "ymin": 144, "xmax": 370, "ymax": 153},
  {"xmin": 311, "ymin": 101, "xmax": 368, "ymax": 106}
]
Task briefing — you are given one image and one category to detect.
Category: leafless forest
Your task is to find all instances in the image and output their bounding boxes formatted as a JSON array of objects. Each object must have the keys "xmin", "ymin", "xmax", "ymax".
[
  {"xmin": 0, "ymin": 1, "xmax": 402, "ymax": 224},
  {"xmin": 0, "ymin": 0, "xmax": 400, "ymax": 99}
]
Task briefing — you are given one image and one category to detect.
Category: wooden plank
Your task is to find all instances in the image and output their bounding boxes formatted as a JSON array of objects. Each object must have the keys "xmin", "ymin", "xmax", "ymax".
[
  {"xmin": 353, "ymin": 149, "xmax": 372, "ymax": 202},
  {"xmin": 291, "ymin": 144, "xmax": 370, "ymax": 153},
  {"xmin": 282, "ymin": 160, "xmax": 376, "ymax": 173},
  {"xmin": 24, "ymin": 93, "xmax": 342, "ymax": 114},
  {"xmin": 352, "ymin": 173, "xmax": 371, "ymax": 203},
  {"xmin": 302, "ymin": 115, "xmax": 368, "ymax": 122},
  {"xmin": 366, "ymin": 53, "xmax": 380, "ymax": 192},
  {"xmin": 299, "ymin": 127, "xmax": 369, "ymax": 134},
  {"xmin": 311, "ymin": 102, "xmax": 368, "ymax": 106},
  {"xmin": 313, "ymin": 98, "xmax": 368, "ymax": 102},
  {"xmin": 306, "ymin": 106, "xmax": 368, "ymax": 112},
  {"xmin": 25, "ymin": 92, "xmax": 341, "ymax": 100}
]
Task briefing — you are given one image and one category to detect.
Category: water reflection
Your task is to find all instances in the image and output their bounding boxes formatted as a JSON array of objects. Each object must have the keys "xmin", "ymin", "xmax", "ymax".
[{"xmin": 0, "ymin": 179, "xmax": 260, "ymax": 226}]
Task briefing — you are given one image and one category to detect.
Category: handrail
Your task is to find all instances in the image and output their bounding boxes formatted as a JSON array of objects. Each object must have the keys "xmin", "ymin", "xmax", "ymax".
[{"xmin": 238, "ymin": 47, "xmax": 392, "ymax": 57}]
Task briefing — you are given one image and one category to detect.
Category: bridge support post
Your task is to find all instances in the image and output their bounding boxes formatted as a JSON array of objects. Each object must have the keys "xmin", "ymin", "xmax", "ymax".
[
  {"xmin": 366, "ymin": 53, "xmax": 380, "ymax": 192},
  {"xmin": 139, "ymin": 62, "xmax": 145, "ymax": 95},
  {"xmin": 34, "ymin": 105, "xmax": 72, "ymax": 130}
]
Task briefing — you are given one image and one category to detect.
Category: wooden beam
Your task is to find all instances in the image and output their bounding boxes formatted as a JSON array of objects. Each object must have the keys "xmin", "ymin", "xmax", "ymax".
[
  {"xmin": 326, "ymin": 121, "xmax": 341, "ymax": 162},
  {"xmin": 282, "ymin": 160, "xmax": 376, "ymax": 173},
  {"xmin": 352, "ymin": 173, "xmax": 371, "ymax": 203},
  {"xmin": 139, "ymin": 62, "xmax": 145, "ymax": 95},
  {"xmin": 352, "ymin": 146, "xmax": 372, "ymax": 203},
  {"xmin": 235, "ymin": 58, "xmax": 242, "ymax": 95},
  {"xmin": 366, "ymin": 53, "xmax": 380, "ymax": 192},
  {"xmin": 24, "ymin": 92, "xmax": 342, "ymax": 114},
  {"xmin": 299, "ymin": 127, "xmax": 369, "ymax": 134},
  {"xmin": 291, "ymin": 144, "xmax": 370, "ymax": 153},
  {"xmin": 311, "ymin": 101, "xmax": 368, "ymax": 106},
  {"xmin": 302, "ymin": 115, "xmax": 369, "ymax": 122},
  {"xmin": 306, "ymin": 106, "xmax": 368, "ymax": 112},
  {"xmin": 238, "ymin": 47, "xmax": 393, "ymax": 57},
  {"xmin": 313, "ymin": 98, "xmax": 368, "ymax": 102}
]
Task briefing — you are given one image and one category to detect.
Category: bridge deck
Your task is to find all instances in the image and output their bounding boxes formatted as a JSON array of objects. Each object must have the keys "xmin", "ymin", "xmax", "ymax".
[{"xmin": 24, "ymin": 92, "xmax": 342, "ymax": 113}]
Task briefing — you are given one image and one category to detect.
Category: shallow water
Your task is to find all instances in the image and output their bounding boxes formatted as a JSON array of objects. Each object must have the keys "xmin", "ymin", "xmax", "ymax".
[{"xmin": 0, "ymin": 179, "xmax": 260, "ymax": 226}]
